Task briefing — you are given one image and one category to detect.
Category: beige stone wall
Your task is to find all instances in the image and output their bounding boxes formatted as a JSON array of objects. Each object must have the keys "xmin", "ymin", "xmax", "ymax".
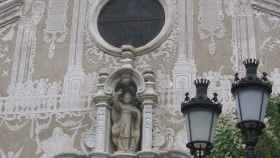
[{"xmin": 0, "ymin": 0, "xmax": 279, "ymax": 157}]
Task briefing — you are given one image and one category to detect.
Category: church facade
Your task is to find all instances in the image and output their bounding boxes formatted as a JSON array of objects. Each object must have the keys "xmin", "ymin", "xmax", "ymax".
[{"xmin": 0, "ymin": 0, "xmax": 280, "ymax": 157}]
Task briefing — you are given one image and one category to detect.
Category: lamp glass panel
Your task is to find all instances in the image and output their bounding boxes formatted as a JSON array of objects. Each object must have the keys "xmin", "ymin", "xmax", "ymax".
[
  {"xmin": 260, "ymin": 91, "xmax": 269, "ymax": 122},
  {"xmin": 209, "ymin": 113, "xmax": 218, "ymax": 143},
  {"xmin": 185, "ymin": 112, "xmax": 191, "ymax": 142},
  {"xmin": 188, "ymin": 109, "xmax": 213, "ymax": 142},
  {"xmin": 236, "ymin": 87, "xmax": 264, "ymax": 121}
]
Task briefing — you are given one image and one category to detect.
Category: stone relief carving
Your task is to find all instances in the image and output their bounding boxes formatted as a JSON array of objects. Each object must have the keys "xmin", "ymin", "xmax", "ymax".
[
  {"xmin": 0, "ymin": 147, "xmax": 23, "ymax": 158},
  {"xmin": 10, "ymin": 0, "xmax": 46, "ymax": 87},
  {"xmin": 202, "ymin": 69, "xmax": 235, "ymax": 113},
  {"xmin": 252, "ymin": 0, "xmax": 280, "ymax": 17},
  {"xmin": 198, "ymin": 0, "xmax": 225, "ymax": 55},
  {"xmin": 0, "ymin": 110, "xmax": 96, "ymax": 158},
  {"xmin": 153, "ymin": 106, "xmax": 184, "ymax": 150},
  {"xmin": 0, "ymin": 0, "xmax": 280, "ymax": 157},
  {"xmin": 39, "ymin": 127, "xmax": 79, "ymax": 158},
  {"xmin": 84, "ymin": 32, "xmax": 120, "ymax": 72},
  {"xmin": 0, "ymin": 0, "xmax": 23, "ymax": 29},
  {"xmin": 111, "ymin": 74, "xmax": 141, "ymax": 153},
  {"xmin": 0, "ymin": 25, "xmax": 15, "ymax": 78},
  {"xmin": 226, "ymin": 0, "xmax": 257, "ymax": 73},
  {"xmin": 156, "ymin": 69, "xmax": 173, "ymax": 107},
  {"xmin": 43, "ymin": 0, "xmax": 69, "ymax": 59},
  {"xmin": 255, "ymin": 12, "xmax": 280, "ymax": 58}
]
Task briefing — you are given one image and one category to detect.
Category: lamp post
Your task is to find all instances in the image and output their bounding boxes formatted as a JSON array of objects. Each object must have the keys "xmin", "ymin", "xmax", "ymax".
[
  {"xmin": 181, "ymin": 79, "xmax": 222, "ymax": 158},
  {"xmin": 231, "ymin": 59, "xmax": 272, "ymax": 158}
]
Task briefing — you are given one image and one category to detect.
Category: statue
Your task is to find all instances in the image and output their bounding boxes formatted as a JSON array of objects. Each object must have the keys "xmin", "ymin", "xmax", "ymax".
[{"xmin": 111, "ymin": 74, "xmax": 141, "ymax": 153}]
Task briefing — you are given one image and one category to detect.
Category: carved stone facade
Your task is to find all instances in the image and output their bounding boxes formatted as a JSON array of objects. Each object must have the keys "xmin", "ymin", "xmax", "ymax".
[{"xmin": 0, "ymin": 0, "xmax": 280, "ymax": 158}]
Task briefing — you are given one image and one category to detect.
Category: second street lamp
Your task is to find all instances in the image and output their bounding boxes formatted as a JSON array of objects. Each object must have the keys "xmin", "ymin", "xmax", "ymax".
[
  {"xmin": 231, "ymin": 59, "xmax": 272, "ymax": 158},
  {"xmin": 181, "ymin": 79, "xmax": 222, "ymax": 158}
]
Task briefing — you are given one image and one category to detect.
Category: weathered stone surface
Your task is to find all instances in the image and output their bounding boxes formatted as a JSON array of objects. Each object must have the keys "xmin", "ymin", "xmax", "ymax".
[{"xmin": 0, "ymin": 0, "xmax": 279, "ymax": 157}]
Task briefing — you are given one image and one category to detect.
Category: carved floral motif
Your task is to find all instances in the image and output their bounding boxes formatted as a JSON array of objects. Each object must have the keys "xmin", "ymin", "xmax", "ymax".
[
  {"xmin": 0, "ymin": 26, "xmax": 14, "ymax": 78},
  {"xmin": 198, "ymin": 0, "xmax": 225, "ymax": 55}
]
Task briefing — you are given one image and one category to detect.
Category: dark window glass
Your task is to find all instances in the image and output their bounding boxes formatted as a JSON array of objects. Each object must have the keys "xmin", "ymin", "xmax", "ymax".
[{"xmin": 98, "ymin": 0, "xmax": 165, "ymax": 48}]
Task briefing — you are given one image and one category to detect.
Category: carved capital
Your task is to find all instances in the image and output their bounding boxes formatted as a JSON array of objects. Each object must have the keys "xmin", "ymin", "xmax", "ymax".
[
  {"xmin": 142, "ymin": 69, "xmax": 158, "ymax": 106},
  {"xmin": 94, "ymin": 70, "xmax": 111, "ymax": 105}
]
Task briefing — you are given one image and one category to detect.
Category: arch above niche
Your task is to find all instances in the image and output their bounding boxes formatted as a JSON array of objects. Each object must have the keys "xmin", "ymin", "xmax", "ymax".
[
  {"xmin": 88, "ymin": 0, "xmax": 175, "ymax": 57},
  {"xmin": 104, "ymin": 68, "xmax": 145, "ymax": 96}
]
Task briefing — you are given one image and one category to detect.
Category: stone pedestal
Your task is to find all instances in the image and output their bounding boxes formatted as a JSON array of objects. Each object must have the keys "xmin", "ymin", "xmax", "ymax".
[
  {"xmin": 90, "ymin": 152, "xmax": 111, "ymax": 158},
  {"xmin": 137, "ymin": 151, "xmax": 159, "ymax": 158},
  {"xmin": 111, "ymin": 153, "xmax": 136, "ymax": 158}
]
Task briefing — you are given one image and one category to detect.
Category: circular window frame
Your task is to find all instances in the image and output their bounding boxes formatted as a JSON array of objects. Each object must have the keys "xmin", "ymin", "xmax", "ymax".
[{"xmin": 88, "ymin": 0, "xmax": 175, "ymax": 57}]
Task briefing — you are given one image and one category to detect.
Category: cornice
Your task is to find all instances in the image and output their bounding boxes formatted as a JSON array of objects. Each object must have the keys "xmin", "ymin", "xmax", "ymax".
[{"xmin": 252, "ymin": 0, "xmax": 280, "ymax": 17}]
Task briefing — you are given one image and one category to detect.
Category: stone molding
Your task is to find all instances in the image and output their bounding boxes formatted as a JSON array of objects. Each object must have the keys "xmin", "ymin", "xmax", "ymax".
[
  {"xmin": 89, "ymin": 150, "xmax": 191, "ymax": 158},
  {"xmin": 88, "ymin": 0, "xmax": 175, "ymax": 57},
  {"xmin": 252, "ymin": 0, "xmax": 280, "ymax": 17},
  {"xmin": 0, "ymin": 0, "xmax": 23, "ymax": 28}
]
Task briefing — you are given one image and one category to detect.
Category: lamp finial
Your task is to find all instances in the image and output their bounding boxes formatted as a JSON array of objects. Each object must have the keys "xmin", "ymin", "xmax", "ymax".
[
  {"xmin": 243, "ymin": 59, "xmax": 259, "ymax": 79},
  {"xmin": 194, "ymin": 79, "xmax": 210, "ymax": 98}
]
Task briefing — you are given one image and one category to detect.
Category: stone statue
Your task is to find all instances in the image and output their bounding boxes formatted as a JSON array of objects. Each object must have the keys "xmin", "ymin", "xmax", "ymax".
[{"xmin": 111, "ymin": 74, "xmax": 141, "ymax": 153}]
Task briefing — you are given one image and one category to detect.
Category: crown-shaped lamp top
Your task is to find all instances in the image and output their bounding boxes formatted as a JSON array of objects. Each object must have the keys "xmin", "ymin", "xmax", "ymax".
[
  {"xmin": 194, "ymin": 79, "xmax": 210, "ymax": 98},
  {"xmin": 243, "ymin": 59, "xmax": 259, "ymax": 79}
]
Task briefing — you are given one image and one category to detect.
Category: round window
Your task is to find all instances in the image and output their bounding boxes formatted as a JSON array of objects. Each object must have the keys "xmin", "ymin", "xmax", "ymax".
[{"xmin": 97, "ymin": 0, "xmax": 165, "ymax": 48}]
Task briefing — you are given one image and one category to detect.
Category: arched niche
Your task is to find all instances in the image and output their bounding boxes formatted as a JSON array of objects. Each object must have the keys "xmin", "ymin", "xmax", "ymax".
[{"xmin": 104, "ymin": 68, "xmax": 145, "ymax": 96}]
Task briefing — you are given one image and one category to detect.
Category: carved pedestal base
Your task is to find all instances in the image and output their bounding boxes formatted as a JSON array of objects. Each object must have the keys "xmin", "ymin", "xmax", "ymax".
[
  {"xmin": 112, "ymin": 153, "xmax": 136, "ymax": 158},
  {"xmin": 90, "ymin": 152, "xmax": 111, "ymax": 158},
  {"xmin": 137, "ymin": 151, "xmax": 159, "ymax": 158},
  {"xmin": 89, "ymin": 150, "xmax": 191, "ymax": 158}
]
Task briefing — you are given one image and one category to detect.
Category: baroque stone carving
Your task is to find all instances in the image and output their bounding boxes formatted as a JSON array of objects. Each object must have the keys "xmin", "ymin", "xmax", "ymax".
[
  {"xmin": 39, "ymin": 127, "xmax": 80, "ymax": 158},
  {"xmin": 198, "ymin": 0, "xmax": 225, "ymax": 55},
  {"xmin": 252, "ymin": 0, "xmax": 280, "ymax": 17},
  {"xmin": 0, "ymin": 147, "xmax": 23, "ymax": 158},
  {"xmin": 0, "ymin": 24, "xmax": 15, "ymax": 79},
  {"xmin": 228, "ymin": 0, "xmax": 257, "ymax": 73},
  {"xmin": 10, "ymin": 0, "xmax": 46, "ymax": 86},
  {"xmin": 0, "ymin": 0, "xmax": 23, "ymax": 29},
  {"xmin": 111, "ymin": 74, "xmax": 141, "ymax": 153},
  {"xmin": 256, "ymin": 12, "xmax": 280, "ymax": 58},
  {"xmin": 43, "ymin": 0, "xmax": 69, "ymax": 59}
]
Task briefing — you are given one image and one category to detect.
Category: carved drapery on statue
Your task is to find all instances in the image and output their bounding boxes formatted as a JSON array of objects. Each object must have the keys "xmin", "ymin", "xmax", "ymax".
[{"xmin": 111, "ymin": 73, "xmax": 142, "ymax": 153}]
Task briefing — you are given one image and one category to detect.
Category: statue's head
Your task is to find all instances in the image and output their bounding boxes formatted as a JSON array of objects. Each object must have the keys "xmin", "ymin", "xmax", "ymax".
[
  {"xmin": 115, "ymin": 73, "xmax": 138, "ymax": 104},
  {"xmin": 122, "ymin": 91, "xmax": 133, "ymax": 104}
]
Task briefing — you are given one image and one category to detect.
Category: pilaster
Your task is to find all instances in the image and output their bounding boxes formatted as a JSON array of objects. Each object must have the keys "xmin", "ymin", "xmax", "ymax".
[
  {"xmin": 93, "ymin": 70, "xmax": 112, "ymax": 153},
  {"xmin": 141, "ymin": 69, "xmax": 158, "ymax": 151},
  {"xmin": 231, "ymin": 0, "xmax": 257, "ymax": 72}
]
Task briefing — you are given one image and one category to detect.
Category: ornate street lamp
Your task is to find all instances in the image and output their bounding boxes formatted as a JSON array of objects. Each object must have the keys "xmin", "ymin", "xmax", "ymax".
[
  {"xmin": 181, "ymin": 79, "xmax": 222, "ymax": 158},
  {"xmin": 231, "ymin": 59, "xmax": 272, "ymax": 158}
]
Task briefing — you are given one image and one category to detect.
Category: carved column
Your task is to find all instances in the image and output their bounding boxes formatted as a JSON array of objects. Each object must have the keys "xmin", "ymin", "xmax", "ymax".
[
  {"xmin": 93, "ymin": 71, "xmax": 111, "ymax": 153},
  {"xmin": 141, "ymin": 69, "xmax": 158, "ymax": 151}
]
